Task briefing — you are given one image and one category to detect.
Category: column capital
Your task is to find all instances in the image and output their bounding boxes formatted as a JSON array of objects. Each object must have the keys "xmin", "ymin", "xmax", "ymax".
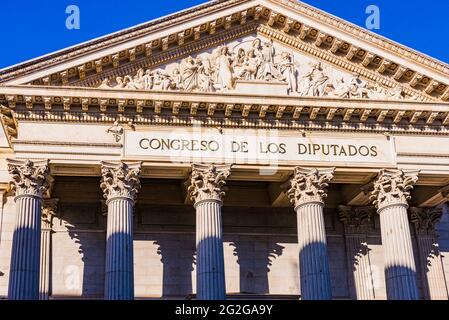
[
  {"xmin": 100, "ymin": 161, "xmax": 142, "ymax": 204},
  {"xmin": 410, "ymin": 207, "xmax": 443, "ymax": 236},
  {"xmin": 188, "ymin": 164, "xmax": 231, "ymax": 206},
  {"xmin": 370, "ymin": 169, "xmax": 419, "ymax": 211},
  {"xmin": 7, "ymin": 159, "xmax": 50, "ymax": 199},
  {"xmin": 42, "ymin": 199, "xmax": 59, "ymax": 230},
  {"xmin": 338, "ymin": 205, "xmax": 375, "ymax": 233},
  {"xmin": 287, "ymin": 167, "xmax": 335, "ymax": 209}
]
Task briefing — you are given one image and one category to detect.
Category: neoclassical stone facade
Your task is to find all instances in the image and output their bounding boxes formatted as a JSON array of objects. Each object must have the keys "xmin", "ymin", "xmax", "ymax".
[{"xmin": 1, "ymin": 0, "xmax": 449, "ymax": 300}]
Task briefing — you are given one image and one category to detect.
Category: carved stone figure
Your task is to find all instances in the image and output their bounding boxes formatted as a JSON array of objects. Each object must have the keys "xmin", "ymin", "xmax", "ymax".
[
  {"xmin": 181, "ymin": 56, "xmax": 199, "ymax": 91},
  {"xmin": 142, "ymin": 69, "xmax": 154, "ymax": 90},
  {"xmin": 171, "ymin": 67, "xmax": 183, "ymax": 90},
  {"xmin": 214, "ymin": 46, "xmax": 234, "ymax": 91},
  {"xmin": 197, "ymin": 58, "xmax": 214, "ymax": 92},
  {"xmin": 279, "ymin": 52, "xmax": 298, "ymax": 94},
  {"xmin": 98, "ymin": 78, "xmax": 111, "ymax": 89},
  {"xmin": 328, "ymin": 76, "xmax": 350, "ymax": 98},
  {"xmin": 252, "ymin": 38, "xmax": 284, "ymax": 81},
  {"xmin": 299, "ymin": 62, "xmax": 329, "ymax": 97},
  {"xmin": 114, "ymin": 76, "xmax": 126, "ymax": 89},
  {"xmin": 348, "ymin": 73, "xmax": 369, "ymax": 98},
  {"xmin": 385, "ymin": 85, "xmax": 404, "ymax": 100},
  {"xmin": 234, "ymin": 49, "xmax": 259, "ymax": 81},
  {"xmin": 94, "ymin": 37, "xmax": 411, "ymax": 100}
]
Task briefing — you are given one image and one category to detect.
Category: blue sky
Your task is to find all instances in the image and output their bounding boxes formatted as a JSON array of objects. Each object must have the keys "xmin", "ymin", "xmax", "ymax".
[{"xmin": 0, "ymin": 0, "xmax": 448, "ymax": 69}]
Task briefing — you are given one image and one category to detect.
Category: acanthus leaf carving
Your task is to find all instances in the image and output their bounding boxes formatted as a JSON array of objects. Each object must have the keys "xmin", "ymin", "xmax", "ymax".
[
  {"xmin": 100, "ymin": 161, "xmax": 142, "ymax": 203},
  {"xmin": 287, "ymin": 167, "xmax": 335, "ymax": 208},
  {"xmin": 7, "ymin": 159, "xmax": 51, "ymax": 198},
  {"xmin": 338, "ymin": 205, "xmax": 375, "ymax": 232},
  {"xmin": 188, "ymin": 164, "xmax": 231, "ymax": 205},
  {"xmin": 409, "ymin": 207, "xmax": 443, "ymax": 236},
  {"xmin": 370, "ymin": 169, "xmax": 419, "ymax": 211},
  {"xmin": 42, "ymin": 198, "xmax": 59, "ymax": 229}
]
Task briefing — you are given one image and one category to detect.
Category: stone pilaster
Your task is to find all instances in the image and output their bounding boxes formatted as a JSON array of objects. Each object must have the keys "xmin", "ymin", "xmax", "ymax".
[
  {"xmin": 410, "ymin": 207, "xmax": 449, "ymax": 300},
  {"xmin": 287, "ymin": 167, "xmax": 335, "ymax": 300},
  {"xmin": 188, "ymin": 164, "xmax": 231, "ymax": 300},
  {"xmin": 7, "ymin": 159, "xmax": 50, "ymax": 300},
  {"xmin": 338, "ymin": 205, "xmax": 376, "ymax": 300},
  {"xmin": 101, "ymin": 161, "xmax": 141, "ymax": 300},
  {"xmin": 370, "ymin": 169, "xmax": 420, "ymax": 300},
  {"xmin": 39, "ymin": 199, "xmax": 58, "ymax": 300}
]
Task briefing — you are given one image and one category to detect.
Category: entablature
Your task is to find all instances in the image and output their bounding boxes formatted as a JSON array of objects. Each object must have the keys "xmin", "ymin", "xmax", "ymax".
[{"xmin": 2, "ymin": 85, "xmax": 449, "ymax": 137}]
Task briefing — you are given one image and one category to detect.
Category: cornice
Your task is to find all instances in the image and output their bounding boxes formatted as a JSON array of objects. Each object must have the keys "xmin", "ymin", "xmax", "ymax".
[{"xmin": 2, "ymin": 85, "xmax": 449, "ymax": 136}]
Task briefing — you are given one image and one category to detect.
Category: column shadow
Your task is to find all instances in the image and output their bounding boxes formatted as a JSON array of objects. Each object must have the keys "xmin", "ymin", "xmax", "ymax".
[
  {"xmin": 229, "ymin": 240, "xmax": 285, "ymax": 295},
  {"xmin": 61, "ymin": 202, "xmax": 105, "ymax": 299},
  {"xmin": 153, "ymin": 235, "xmax": 196, "ymax": 299}
]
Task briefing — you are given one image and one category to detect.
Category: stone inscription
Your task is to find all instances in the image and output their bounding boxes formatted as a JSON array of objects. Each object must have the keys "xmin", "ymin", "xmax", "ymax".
[{"xmin": 124, "ymin": 129, "xmax": 395, "ymax": 166}]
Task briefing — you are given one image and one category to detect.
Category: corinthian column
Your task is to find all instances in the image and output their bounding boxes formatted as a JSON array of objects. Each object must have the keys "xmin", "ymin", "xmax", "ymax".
[
  {"xmin": 101, "ymin": 161, "xmax": 141, "ymax": 300},
  {"xmin": 188, "ymin": 164, "xmax": 231, "ymax": 300},
  {"xmin": 338, "ymin": 205, "xmax": 376, "ymax": 300},
  {"xmin": 7, "ymin": 159, "xmax": 50, "ymax": 300},
  {"xmin": 370, "ymin": 169, "xmax": 420, "ymax": 300},
  {"xmin": 39, "ymin": 199, "xmax": 58, "ymax": 300},
  {"xmin": 287, "ymin": 167, "xmax": 335, "ymax": 300},
  {"xmin": 410, "ymin": 207, "xmax": 449, "ymax": 300}
]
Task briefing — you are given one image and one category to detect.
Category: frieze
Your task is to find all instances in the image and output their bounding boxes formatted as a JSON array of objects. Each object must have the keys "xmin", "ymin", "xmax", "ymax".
[{"xmin": 94, "ymin": 36, "xmax": 419, "ymax": 100}]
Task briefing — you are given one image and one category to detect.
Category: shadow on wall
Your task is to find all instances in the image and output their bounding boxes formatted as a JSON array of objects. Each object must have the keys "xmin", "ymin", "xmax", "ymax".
[
  {"xmin": 62, "ymin": 202, "xmax": 106, "ymax": 299},
  {"xmin": 229, "ymin": 240, "xmax": 285, "ymax": 294},
  {"xmin": 152, "ymin": 235, "xmax": 196, "ymax": 299}
]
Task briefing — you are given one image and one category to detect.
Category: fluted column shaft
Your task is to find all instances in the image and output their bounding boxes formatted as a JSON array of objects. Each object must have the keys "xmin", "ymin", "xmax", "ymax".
[
  {"xmin": 105, "ymin": 198, "xmax": 134, "ymax": 300},
  {"xmin": 338, "ymin": 206, "xmax": 376, "ymax": 300},
  {"xmin": 416, "ymin": 235, "xmax": 449, "ymax": 299},
  {"xmin": 39, "ymin": 199, "xmax": 58, "ymax": 300},
  {"xmin": 295, "ymin": 202, "xmax": 332, "ymax": 300},
  {"xmin": 410, "ymin": 207, "xmax": 449, "ymax": 300},
  {"xmin": 379, "ymin": 204, "xmax": 419, "ymax": 300},
  {"xmin": 371, "ymin": 169, "xmax": 420, "ymax": 300},
  {"xmin": 39, "ymin": 225, "xmax": 51, "ymax": 300},
  {"xmin": 345, "ymin": 234, "xmax": 375, "ymax": 300},
  {"xmin": 7, "ymin": 159, "xmax": 50, "ymax": 300},
  {"xmin": 9, "ymin": 195, "xmax": 42, "ymax": 300},
  {"xmin": 189, "ymin": 164, "xmax": 231, "ymax": 300},
  {"xmin": 287, "ymin": 167, "xmax": 335, "ymax": 300},
  {"xmin": 195, "ymin": 200, "xmax": 226, "ymax": 300},
  {"xmin": 101, "ymin": 161, "xmax": 141, "ymax": 300}
]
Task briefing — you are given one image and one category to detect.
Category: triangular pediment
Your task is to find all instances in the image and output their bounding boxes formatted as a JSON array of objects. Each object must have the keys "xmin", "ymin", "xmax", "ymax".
[
  {"xmin": 84, "ymin": 33, "xmax": 420, "ymax": 100},
  {"xmin": 1, "ymin": 0, "xmax": 449, "ymax": 102}
]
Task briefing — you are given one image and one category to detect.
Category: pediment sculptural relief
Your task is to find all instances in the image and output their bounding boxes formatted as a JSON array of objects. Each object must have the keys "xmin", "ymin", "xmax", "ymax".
[{"xmin": 97, "ymin": 36, "xmax": 419, "ymax": 100}]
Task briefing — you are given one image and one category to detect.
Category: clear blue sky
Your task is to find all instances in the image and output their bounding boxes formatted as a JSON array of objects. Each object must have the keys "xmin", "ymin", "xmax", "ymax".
[{"xmin": 0, "ymin": 0, "xmax": 448, "ymax": 69}]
